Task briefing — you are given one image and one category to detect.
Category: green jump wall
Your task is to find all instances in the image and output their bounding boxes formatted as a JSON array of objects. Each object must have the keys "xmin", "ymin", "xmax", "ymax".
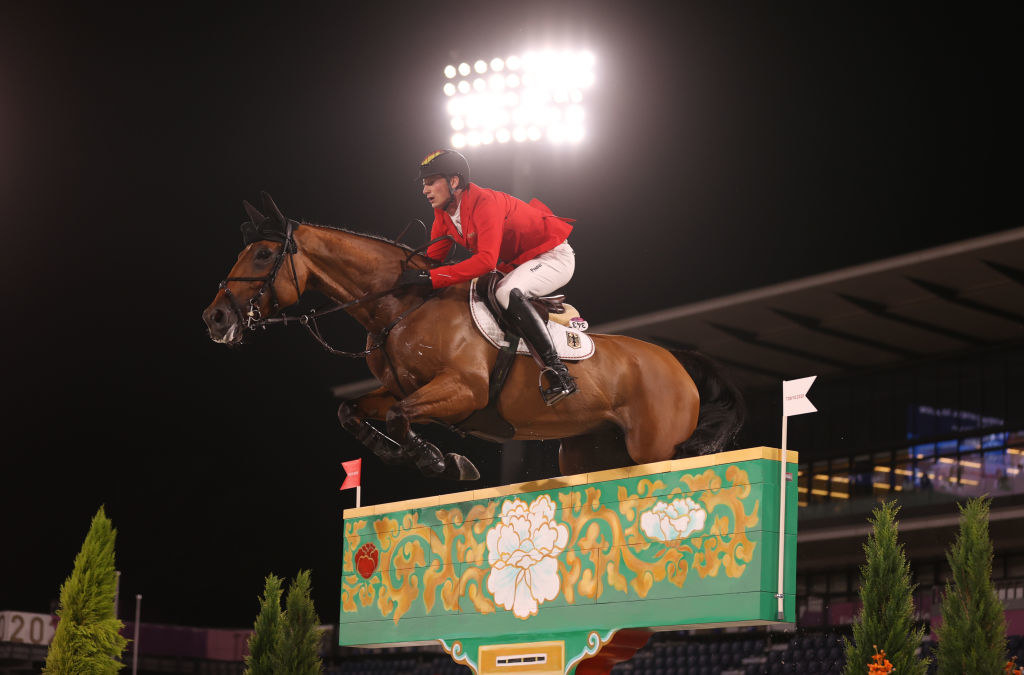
[{"xmin": 340, "ymin": 447, "xmax": 798, "ymax": 672}]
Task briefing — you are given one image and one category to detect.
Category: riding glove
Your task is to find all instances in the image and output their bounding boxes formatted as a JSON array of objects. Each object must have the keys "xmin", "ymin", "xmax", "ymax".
[{"xmin": 397, "ymin": 269, "xmax": 432, "ymax": 288}]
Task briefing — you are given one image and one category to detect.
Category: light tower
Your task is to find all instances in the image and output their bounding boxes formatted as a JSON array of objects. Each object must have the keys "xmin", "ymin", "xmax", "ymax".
[{"xmin": 440, "ymin": 49, "xmax": 595, "ymax": 197}]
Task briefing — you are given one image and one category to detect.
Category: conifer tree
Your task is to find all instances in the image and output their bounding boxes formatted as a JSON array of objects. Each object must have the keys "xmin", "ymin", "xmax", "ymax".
[
  {"xmin": 936, "ymin": 496, "xmax": 1008, "ymax": 674},
  {"xmin": 843, "ymin": 500, "xmax": 928, "ymax": 675},
  {"xmin": 244, "ymin": 574, "xmax": 284, "ymax": 675},
  {"xmin": 278, "ymin": 570, "xmax": 323, "ymax": 675},
  {"xmin": 43, "ymin": 506, "xmax": 128, "ymax": 674}
]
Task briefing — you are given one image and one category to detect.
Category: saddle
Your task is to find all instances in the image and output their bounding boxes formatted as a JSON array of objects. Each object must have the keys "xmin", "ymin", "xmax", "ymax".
[
  {"xmin": 477, "ymin": 271, "xmax": 562, "ymax": 329},
  {"xmin": 455, "ymin": 271, "xmax": 590, "ymax": 441}
]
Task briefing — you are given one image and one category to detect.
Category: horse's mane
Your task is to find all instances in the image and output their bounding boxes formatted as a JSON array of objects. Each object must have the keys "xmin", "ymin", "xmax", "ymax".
[{"xmin": 298, "ymin": 221, "xmax": 423, "ymax": 257}]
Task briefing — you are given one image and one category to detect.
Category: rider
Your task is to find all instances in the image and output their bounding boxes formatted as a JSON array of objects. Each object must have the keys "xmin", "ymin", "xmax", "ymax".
[{"xmin": 398, "ymin": 148, "xmax": 578, "ymax": 405}]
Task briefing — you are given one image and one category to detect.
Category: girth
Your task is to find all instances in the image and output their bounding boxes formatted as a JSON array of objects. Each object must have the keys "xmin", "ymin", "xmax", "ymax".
[{"xmin": 453, "ymin": 333, "xmax": 521, "ymax": 441}]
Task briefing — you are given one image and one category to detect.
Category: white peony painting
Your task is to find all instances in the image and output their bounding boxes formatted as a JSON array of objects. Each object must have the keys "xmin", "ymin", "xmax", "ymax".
[
  {"xmin": 639, "ymin": 497, "xmax": 708, "ymax": 542},
  {"xmin": 485, "ymin": 494, "xmax": 570, "ymax": 619}
]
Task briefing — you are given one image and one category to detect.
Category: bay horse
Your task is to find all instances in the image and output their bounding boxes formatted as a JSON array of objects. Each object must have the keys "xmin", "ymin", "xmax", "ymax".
[{"xmin": 202, "ymin": 193, "xmax": 744, "ymax": 481}]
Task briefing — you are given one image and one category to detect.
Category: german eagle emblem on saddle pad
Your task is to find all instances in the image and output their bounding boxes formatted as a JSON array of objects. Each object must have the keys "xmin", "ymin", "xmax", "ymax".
[{"xmin": 468, "ymin": 279, "xmax": 596, "ymax": 360}]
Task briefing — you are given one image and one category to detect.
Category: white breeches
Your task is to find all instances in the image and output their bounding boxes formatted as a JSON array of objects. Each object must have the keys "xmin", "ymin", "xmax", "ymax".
[{"xmin": 495, "ymin": 241, "xmax": 575, "ymax": 309}]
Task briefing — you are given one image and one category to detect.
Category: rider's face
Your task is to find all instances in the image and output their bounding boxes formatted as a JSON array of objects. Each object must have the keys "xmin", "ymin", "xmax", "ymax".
[{"xmin": 422, "ymin": 174, "xmax": 451, "ymax": 209}]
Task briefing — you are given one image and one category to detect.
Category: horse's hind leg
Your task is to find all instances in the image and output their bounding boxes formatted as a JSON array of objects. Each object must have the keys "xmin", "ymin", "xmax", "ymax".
[
  {"xmin": 558, "ymin": 426, "xmax": 632, "ymax": 476},
  {"xmin": 619, "ymin": 391, "xmax": 699, "ymax": 466},
  {"xmin": 337, "ymin": 387, "xmax": 406, "ymax": 465}
]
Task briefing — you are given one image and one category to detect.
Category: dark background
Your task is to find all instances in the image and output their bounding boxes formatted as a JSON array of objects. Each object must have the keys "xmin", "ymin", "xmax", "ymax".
[{"xmin": 0, "ymin": 2, "xmax": 1014, "ymax": 629}]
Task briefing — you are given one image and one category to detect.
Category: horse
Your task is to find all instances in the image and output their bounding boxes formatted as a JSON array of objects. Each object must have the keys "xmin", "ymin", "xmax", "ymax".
[{"xmin": 202, "ymin": 193, "xmax": 745, "ymax": 481}]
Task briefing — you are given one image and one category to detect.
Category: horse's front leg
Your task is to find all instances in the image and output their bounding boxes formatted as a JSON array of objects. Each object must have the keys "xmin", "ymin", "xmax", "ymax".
[
  {"xmin": 385, "ymin": 371, "xmax": 486, "ymax": 481},
  {"xmin": 337, "ymin": 386, "xmax": 407, "ymax": 465}
]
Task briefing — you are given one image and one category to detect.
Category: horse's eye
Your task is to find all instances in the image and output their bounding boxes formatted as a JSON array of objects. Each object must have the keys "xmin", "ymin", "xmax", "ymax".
[{"xmin": 256, "ymin": 248, "xmax": 273, "ymax": 261}]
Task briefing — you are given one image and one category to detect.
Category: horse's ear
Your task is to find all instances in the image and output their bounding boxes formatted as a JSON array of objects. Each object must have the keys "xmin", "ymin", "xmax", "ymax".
[
  {"xmin": 243, "ymin": 200, "xmax": 265, "ymax": 225},
  {"xmin": 260, "ymin": 191, "xmax": 286, "ymax": 225}
]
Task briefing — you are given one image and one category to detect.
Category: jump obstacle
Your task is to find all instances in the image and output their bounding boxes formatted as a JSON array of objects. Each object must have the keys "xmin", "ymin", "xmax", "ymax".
[{"xmin": 340, "ymin": 447, "xmax": 798, "ymax": 674}]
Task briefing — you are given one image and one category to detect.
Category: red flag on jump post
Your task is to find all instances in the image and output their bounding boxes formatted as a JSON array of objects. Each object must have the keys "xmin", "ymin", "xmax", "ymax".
[
  {"xmin": 341, "ymin": 459, "xmax": 362, "ymax": 490},
  {"xmin": 341, "ymin": 458, "xmax": 362, "ymax": 508}
]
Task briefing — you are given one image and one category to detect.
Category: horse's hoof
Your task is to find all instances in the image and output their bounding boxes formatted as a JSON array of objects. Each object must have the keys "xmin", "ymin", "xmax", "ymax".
[
  {"xmin": 411, "ymin": 440, "xmax": 448, "ymax": 477},
  {"xmin": 442, "ymin": 453, "xmax": 480, "ymax": 481}
]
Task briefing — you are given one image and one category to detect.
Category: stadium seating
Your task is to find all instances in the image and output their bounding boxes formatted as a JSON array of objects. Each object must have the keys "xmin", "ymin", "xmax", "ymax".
[{"xmin": 325, "ymin": 632, "xmax": 1024, "ymax": 674}]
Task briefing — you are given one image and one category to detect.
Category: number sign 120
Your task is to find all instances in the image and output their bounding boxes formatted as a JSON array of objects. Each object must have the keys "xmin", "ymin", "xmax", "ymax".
[{"xmin": 0, "ymin": 611, "xmax": 57, "ymax": 645}]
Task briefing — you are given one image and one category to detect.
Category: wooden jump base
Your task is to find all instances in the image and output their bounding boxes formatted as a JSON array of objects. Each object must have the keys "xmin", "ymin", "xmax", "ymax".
[{"xmin": 340, "ymin": 446, "xmax": 798, "ymax": 674}]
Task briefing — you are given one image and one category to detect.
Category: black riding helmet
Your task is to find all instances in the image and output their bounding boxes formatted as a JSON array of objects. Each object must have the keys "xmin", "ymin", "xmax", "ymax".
[
  {"xmin": 417, "ymin": 148, "xmax": 470, "ymax": 184},
  {"xmin": 417, "ymin": 149, "xmax": 470, "ymax": 211}
]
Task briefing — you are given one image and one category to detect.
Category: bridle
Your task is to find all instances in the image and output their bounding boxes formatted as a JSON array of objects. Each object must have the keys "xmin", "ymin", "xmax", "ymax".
[
  {"xmin": 216, "ymin": 218, "xmax": 455, "ymax": 359},
  {"xmin": 218, "ymin": 218, "xmax": 302, "ymax": 332}
]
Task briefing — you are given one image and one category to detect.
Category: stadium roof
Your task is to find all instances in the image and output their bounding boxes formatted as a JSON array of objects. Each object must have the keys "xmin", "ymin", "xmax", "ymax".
[
  {"xmin": 596, "ymin": 226, "xmax": 1024, "ymax": 389},
  {"xmin": 334, "ymin": 226, "xmax": 1024, "ymax": 398}
]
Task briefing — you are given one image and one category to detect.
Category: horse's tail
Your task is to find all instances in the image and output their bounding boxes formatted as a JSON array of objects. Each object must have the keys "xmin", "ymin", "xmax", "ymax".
[{"xmin": 672, "ymin": 350, "xmax": 747, "ymax": 457}]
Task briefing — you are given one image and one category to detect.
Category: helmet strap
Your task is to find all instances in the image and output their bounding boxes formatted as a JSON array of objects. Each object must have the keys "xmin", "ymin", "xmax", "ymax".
[{"xmin": 441, "ymin": 176, "xmax": 460, "ymax": 212}]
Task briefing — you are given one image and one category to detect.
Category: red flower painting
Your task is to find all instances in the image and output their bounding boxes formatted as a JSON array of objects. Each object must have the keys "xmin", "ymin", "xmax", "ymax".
[{"xmin": 355, "ymin": 543, "xmax": 379, "ymax": 579}]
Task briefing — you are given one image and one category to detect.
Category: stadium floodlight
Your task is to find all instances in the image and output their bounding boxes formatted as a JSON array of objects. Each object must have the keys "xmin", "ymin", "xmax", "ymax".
[{"xmin": 440, "ymin": 49, "xmax": 595, "ymax": 147}]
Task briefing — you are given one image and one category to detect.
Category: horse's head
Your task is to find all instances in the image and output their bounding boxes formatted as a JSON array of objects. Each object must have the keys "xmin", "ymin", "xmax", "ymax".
[{"xmin": 203, "ymin": 192, "xmax": 308, "ymax": 345}]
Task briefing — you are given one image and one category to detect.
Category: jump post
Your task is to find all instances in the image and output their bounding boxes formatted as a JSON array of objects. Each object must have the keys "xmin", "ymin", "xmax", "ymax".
[{"xmin": 340, "ymin": 446, "xmax": 798, "ymax": 674}]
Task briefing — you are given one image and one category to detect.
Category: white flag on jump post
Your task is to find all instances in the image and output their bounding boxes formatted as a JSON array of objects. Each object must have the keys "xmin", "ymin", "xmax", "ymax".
[
  {"xmin": 778, "ymin": 375, "xmax": 817, "ymax": 621},
  {"xmin": 783, "ymin": 376, "xmax": 818, "ymax": 419}
]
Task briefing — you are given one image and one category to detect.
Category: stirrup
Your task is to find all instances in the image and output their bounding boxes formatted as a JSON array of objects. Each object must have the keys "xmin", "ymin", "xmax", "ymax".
[{"xmin": 537, "ymin": 367, "xmax": 577, "ymax": 406}]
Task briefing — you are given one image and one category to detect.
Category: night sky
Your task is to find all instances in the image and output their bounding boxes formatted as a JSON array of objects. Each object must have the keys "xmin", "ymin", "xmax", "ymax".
[{"xmin": 0, "ymin": 2, "xmax": 1014, "ymax": 630}]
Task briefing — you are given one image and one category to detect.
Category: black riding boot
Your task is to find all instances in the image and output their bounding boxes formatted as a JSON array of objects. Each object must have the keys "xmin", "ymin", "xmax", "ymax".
[{"xmin": 506, "ymin": 289, "xmax": 578, "ymax": 405}]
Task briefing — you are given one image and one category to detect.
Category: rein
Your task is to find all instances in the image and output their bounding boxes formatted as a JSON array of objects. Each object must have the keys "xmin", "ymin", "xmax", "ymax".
[
  {"xmin": 218, "ymin": 220, "xmax": 451, "ymax": 359},
  {"xmin": 300, "ymin": 290, "xmax": 438, "ymax": 358}
]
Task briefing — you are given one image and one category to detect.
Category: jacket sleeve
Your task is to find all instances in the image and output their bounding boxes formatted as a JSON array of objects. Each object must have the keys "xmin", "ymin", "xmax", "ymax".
[
  {"xmin": 425, "ymin": 212, "xmax": 453, "ymax": 262},
  {"xmin": 429, "ymin": 194, "xmax": 503, "ymax": 288}
]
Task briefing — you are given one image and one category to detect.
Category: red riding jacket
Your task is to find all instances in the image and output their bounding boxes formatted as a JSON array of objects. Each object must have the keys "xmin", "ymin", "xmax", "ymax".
[{"xmin": 425, "ymin": 183, "xmax": 573, "ymax": 289}]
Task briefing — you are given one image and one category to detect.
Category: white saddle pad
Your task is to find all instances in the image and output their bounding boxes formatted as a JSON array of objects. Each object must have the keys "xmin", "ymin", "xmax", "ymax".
[{"xmin": 469, "ymin": 279, "xmax": 596, "ymax": 361}]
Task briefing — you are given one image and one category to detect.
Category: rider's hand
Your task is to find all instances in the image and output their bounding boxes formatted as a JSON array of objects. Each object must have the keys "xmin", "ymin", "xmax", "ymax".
[{"xmin": 397, "ymin": 268, "xmax": 432, "ymax": 289}]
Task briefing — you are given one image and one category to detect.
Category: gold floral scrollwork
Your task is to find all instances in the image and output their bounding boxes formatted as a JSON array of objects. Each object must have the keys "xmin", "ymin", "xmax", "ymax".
[
  {"xmin": 379, "ymin": 526, "xmax": 428, "ymax": 624},
  {"xmin": 341, "ymin": 520, "xmax": 378, "ymax": 615},
  {"xmin": 341, "ymin": 574, "xmax": 372, "ymax": 613},
  {"xmin": 556, "ymin": 466, "xmax": 759, "ymax": 603},
  {"xmin": 342, "ymin": 520, "xmax": 368, "ymax": 573},
  {"xmin": 685, "ymin": 467, "xmax": 758, "ymax": 579},
  {"xmin": 348, "ymin": 462, "xmax": 761, "ymax": 624},
  {"xmin": 362, "ymin": 501, "xmax": 503, "ymax": 623}
]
